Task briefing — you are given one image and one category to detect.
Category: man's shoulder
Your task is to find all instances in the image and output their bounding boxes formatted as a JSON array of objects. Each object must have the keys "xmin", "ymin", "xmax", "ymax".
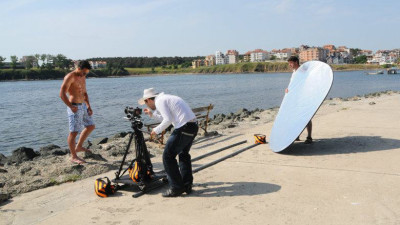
[{"xmin": 64, "ymin": 72, "xmax": 76, "ymax": 80}]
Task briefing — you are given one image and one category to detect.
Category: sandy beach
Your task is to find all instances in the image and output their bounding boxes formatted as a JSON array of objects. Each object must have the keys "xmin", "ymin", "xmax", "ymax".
[{"xmin": 1, "ymin": 91, "xmax": 400, "ymax": 225}]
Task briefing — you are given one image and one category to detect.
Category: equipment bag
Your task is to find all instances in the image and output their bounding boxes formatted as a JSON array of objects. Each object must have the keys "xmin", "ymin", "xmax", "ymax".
[
  {"xmin": 254, "ymin": 134, "xmax": 267, "ymax": 144},
  {"xmin": 128, "ymin": 160, "xmax": 153, "ymax": 183},
  {"xmin": 94, "ymin": 177, "xmax": 116, "ymax": 198}
]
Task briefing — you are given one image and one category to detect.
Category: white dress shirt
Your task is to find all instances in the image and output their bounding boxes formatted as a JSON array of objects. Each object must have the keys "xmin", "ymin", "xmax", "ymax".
[{"xmin": 151, "ymin": 93, "xmax": 196, "ymax": 134}]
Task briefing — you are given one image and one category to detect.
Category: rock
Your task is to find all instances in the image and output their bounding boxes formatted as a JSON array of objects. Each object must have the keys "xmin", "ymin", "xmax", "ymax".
[
  {"xmin": 28, "ymin": 169, "xmax": 41, "ymax": 176},
  {"xmin": 40, "ymin": 144, "xmax": 68, "ymax": 156},
  {"xmin": 0, "ymin": 193, "xmax": 10, "ymax": 203},
  {"xmin": 235, "ymin": 108, "xmax": 248, "ymax": 116},
  {"xmin": 0, "ymin": 182, "xmax": 4, "ymax": 188},
  {"xmin": 19, "ymin": 165, "xmax": 32, "ymax": 174},
  {"xmin": 83, "ymin": 140, "xmax": 92, "ymax": 149},
  {"xmin": 92, "ymin": 137, "xmax": 108, "ymax": 146},
  {"xmin": 84, "ymin": 152, "xmax": 107, "ymax": 162},
  {"xmin": 0, "ymin": 153, "xmax": 7, "ymax": 164},
  {"xmin": 109, "ymin": 147, "xmax": 126, "ymax": 157},
  {"xmin": 112, "ymin": 132, "xmax": 128, "ymax": 139},
  {"xmin": 369, "ymin": 102, "xmax": 376, "ymax": 105},
  {"xmin": 9, "ymin": 147, "xmax": 39, "ymax": 163},
  {"xmin": 329, "ymin": 103, "xmax": 336, "ymax": 106},
  {"xmin": 0, "ymin": 168, "xmax": 7, "ymax": 173},
  {"xmin": 227, "ymin": 124, "xmax": 236, "ymax": 128}
]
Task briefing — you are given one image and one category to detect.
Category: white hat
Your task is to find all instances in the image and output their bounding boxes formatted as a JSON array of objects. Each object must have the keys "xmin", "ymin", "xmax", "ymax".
[{"xmin": 138, "ymin": 88, "xmax": 159, "ymax": 105}]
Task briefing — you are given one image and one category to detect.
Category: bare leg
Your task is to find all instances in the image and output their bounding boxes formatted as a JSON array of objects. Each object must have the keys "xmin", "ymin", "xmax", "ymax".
[
  {"xmin": 76, "ymin": 125, "xmax": 95, "ymax": 152},
  {"xmin": 68, "ymin": 132, "xmax": 86, "ymax": 164}
]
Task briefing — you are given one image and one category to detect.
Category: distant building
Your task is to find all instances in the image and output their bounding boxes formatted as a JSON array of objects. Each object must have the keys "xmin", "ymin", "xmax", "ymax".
[
  {"xmin": 299, "ymin": 47, "xmax": 329, "ymax": 63},
  {"xmin": 271, "ymin": 48, "xmax": 292, "ymax": 60},
  {"xmin": 243, "ymin": 51, "xmax": 252, "ymax": 62},
  {"xmin": 215, "ymin": 51, "xmax": 226, "ymax": 65},
  {"xmin": 204, "ymin": 55, "xmax": 215, "ymax": 66},
  {"xmin": 226, "ymin": 50, "xmax": 239, "ymax": 64},
  {"xmin": 250, "ymin": 49, "xmax": 269, "ymax": 62},
  {"xmin": 192, "ymin": 59, "xmax": 204, "ymax": 69},
  {"xmin": 89, "ymin": 61, "xmax": 107, "ymax": 69},
  {"xmin": 323, "ymin": 44, "xmax": 336, "ymax": 52}
]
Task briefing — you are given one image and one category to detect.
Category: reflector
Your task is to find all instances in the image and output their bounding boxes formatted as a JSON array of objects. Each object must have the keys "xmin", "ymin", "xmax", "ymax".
[{"xmin": 269, "ymin": 61, "xmax": 334, "ymax": 152}]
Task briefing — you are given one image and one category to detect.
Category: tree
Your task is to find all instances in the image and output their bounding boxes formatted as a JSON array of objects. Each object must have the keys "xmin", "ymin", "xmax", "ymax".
[
  {"xmin": 10, "ymin": 55, "xmax": 18, "ymax": 70},
  {"xmin": 24, "ymin": 56, "xmax": 35, "ymax": 69},
  {"xmin": 34, "ymin": 54, "xmax": 41, "ymax": 68},
  {"xmin": 0, "ymin": 56, "xmax": 6, "ymax": 68},
  {"xmin": 40, "ymin": 54, "xmax": 47, "ymax": 69},
  {"xmin": 270, "ymin": 55, "xmax": 277, "ymax": 60},
  {"xmin": 350, "ymin": 48, "xmax": 362, "ymax": 57},
  {"xmin": 353, "ymin": 55, "xmax": 367, "ymax": 64},
  {"xmin": 54, "ymin": 54, "xmax": 67, "ymax": 69},
  {"xmin": 45, "ymin": 54, "xmax": 54, "ymax": 69}
]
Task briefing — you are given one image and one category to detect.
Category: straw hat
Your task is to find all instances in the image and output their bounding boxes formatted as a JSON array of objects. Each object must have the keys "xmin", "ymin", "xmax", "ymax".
[{"xmin": 138, "ymin": 88, "xmax": 159, "ymax": 105}]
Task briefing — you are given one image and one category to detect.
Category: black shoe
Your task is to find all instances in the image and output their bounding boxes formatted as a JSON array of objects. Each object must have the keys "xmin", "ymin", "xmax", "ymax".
[
  {"xmin": 305, "ymin": 137, "xmax": 313, "ymax": 144},
  {"xmin": 184, "ymin": 184, "xmax": 192, "ymax": 194},
  {"xmin": 162, "ymin": 188, "xmax": 184, "ymax": 197}
]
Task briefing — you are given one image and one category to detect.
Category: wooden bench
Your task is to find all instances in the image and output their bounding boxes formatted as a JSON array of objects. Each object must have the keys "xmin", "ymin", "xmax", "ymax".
[{"xmin": 144, "ymin": 104, "xmax": 214, "ymax": 144}]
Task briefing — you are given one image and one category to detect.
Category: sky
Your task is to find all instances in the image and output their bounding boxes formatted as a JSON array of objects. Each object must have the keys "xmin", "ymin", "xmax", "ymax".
[{"xmin": 0, "ymin": 0, "xmax": 399, "ymax": 60}]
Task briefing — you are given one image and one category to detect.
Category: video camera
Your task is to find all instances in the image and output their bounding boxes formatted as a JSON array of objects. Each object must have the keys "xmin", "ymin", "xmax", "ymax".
[{"xmin": 124, "ymin": 106, "xmax": 143, "ymax": 129}]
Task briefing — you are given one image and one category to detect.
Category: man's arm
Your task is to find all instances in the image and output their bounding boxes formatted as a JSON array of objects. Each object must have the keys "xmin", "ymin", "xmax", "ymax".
[
  {"xmin": 83, "ymin": 92, "xmax": 93, "ymax": 116},
  {"xmin": 152, "ymin": 100, "xmax": 173, "ymax": 134},
  {"xmin": 59, "ymin": 74, "xmax": 76, "ymax": 111}
]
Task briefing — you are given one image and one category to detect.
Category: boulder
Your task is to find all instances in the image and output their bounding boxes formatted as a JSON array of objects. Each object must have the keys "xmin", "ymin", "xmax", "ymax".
[
  {"xmin": 40, "ymin": 144, "xmax": 68, "ymax": 156},
  {"xmin": 112, "ymin": 132, "xmax": 128, "ymax": 139},
  {"xmin": 0, "ymin": 193, "xmax": 10, "ymax": 203},
  {"xmin": 0, "ymin": 153, "xmax": 7, "ymax": 164},
  {"xmin": 9, "ymin": 147, "xmax": 39, "ymax": 163},
  {"xmin": 235, "ymin": 108, "xmax": 248, "ymax": 116},
  {"xmin": 92, "ymin": 137, "xmax": 108, "ymax": 146}
]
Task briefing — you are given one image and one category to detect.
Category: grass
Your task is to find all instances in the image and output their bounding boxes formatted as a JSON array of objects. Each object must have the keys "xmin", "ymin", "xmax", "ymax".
[{"xmin": 125, "ymin": 62, "xmax": 384, "ymax": 76}]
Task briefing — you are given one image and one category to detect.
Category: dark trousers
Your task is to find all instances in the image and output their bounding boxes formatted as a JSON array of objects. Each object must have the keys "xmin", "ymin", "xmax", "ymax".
[{"xmin": 163, "ymin": 122, "xmax": 198, "ymax": 190}]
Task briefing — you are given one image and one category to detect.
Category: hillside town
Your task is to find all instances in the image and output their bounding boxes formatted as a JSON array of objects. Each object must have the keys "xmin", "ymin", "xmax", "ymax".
[{"xmin": 192, "ymin": 44, "xmax": 400, "ymax": 68}]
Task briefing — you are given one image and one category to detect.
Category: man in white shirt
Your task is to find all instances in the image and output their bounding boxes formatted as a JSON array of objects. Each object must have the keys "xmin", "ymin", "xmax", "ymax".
[
  {"xmin": 139, "ymin": 88, "xmax": 199, "ymax": 197},
  {"xmin": 286, "ymin": 56, "xmax": 313, "ymax": 144}
]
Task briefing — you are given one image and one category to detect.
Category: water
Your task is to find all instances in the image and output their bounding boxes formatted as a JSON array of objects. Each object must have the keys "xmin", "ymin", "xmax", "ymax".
[{"xmin": 0, "ymin": 71, "xmax": 399, "ymax": 155}]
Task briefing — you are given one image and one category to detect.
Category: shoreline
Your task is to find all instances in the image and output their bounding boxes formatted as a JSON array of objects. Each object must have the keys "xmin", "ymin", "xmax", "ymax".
[
  {"xmin": 0, "ymin": 66, "xmax": 393, "ymax": 82},
  {"xmin": 0, "ymin": 90, "xmax": 399, "ymax": 202}
]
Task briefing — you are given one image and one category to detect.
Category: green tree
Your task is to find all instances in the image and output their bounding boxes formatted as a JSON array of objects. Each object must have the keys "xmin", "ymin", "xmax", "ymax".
[
  {"xmin": 55, "ymin": 54, "xmax": 67, "ymax": 69},
  {"xmin": 181, "ymin": 62, "xmax": 191, "ymax": 68},
  {"xmin": 24, "ymin": 56, "xmax": 35, "ymax": 69},
  {"xmin": 40, "ymin": 54, "xmax": 47, "ymax": 69},
  {"xmin": 10, "ymin": 55, "xmax": 18, "ymax": 70},
  {"xmin": 0, "ymin": 56, "xmax": 6, "ymax": 68},
  {"xmin": 46, "ymin": 54, "xmax": 54, "ymax": 69},
  {"xmin": 353, "ymin": 55, "xmax": 367, "ymax": 64},
  {"xmin": 350, "ymin": 48, "xmax": 362, "ymax": 57},
  {"xmin": 270, "ymin": 55, "xmax": 277, "ymax": 60},
  {"xmin": 34, "ymin": 54, "xmax": 41, "ymax": 68}
]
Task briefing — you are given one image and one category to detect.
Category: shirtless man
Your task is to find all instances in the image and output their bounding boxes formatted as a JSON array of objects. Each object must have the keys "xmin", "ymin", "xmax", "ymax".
[
  {"xmin": 59, "ymin": 60, "xmax": 95, "ymax": 164},
  {"xmin": 286, "ymin": 56, "xmax": 313, "ymax": 144}
]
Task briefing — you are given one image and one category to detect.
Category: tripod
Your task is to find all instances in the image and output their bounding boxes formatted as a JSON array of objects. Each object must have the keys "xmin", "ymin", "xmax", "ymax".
[{"xmin": 114, "ymin": 115, "xmax": 154, "ymax": 190}]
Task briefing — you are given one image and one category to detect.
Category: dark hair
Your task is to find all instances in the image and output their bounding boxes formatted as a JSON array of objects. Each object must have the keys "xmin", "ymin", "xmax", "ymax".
[
  {"xmin": 78, "ymin": 60, "xmax": 92, "ymax": 70},
  {"xmin": 287, "ymin": 56, "xmax": 299, "ymax": 64}
]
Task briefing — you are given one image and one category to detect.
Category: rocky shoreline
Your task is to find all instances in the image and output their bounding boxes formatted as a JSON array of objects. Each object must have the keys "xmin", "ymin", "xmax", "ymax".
[{"xmin": 0, "ymin": 90, "xmax": 398, "ymax": 203}]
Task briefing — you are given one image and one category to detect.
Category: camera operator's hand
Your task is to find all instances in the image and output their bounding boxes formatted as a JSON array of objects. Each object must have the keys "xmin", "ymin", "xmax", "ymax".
[
  {"xmin": 87, "ymin": 107, "xmax": 93, "ymax": 116},
  {"xmin": 70, "ymin": 105, "xmax": 78, "ymax": 113},
  {"xmin": 144, "ymin": 108, "xmax": 153, "ymax": 117}
]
